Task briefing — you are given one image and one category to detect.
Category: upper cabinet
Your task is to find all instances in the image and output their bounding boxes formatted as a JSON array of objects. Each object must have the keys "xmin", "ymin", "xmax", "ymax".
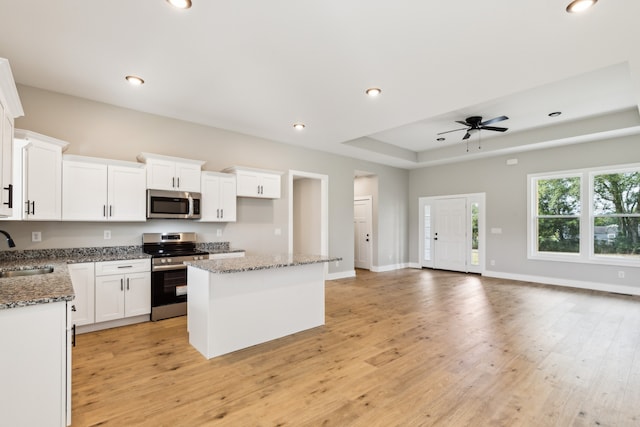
[
  {"xmin": 200, "ymin": 171, "xmax": 236, "ymax": 222},
  {"xmin": 0, "ymin": 58, "xmax": 24, "ymax": 218},
  {"xmin": 13, "ymin": 130, "xmax": 69, "ymax": 221},
  {"xmin": 137, "ymin": 152, "xmax": 205, "ymax": 193},
  {"xmin": 224, "ymin": 166, "xmax": 282, "ymax": 199},
  {"xmin": 62, "ymin": 155, "xmax": 146, "ymax": 221}
]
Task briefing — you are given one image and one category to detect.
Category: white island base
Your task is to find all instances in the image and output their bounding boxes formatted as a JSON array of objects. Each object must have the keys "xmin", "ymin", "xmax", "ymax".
[{"xmin": 187, "ymin": 262, "xmax": 325, "ymax": 359}]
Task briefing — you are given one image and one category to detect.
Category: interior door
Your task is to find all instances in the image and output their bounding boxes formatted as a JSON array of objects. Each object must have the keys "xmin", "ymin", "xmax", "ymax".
[
  {"xmin": 434, "ymin": 198, "xmax": 467, "ymax": 271},
  {"xmin": 354, "ymin": 197, "xmax": 372, "ymax": 270}
]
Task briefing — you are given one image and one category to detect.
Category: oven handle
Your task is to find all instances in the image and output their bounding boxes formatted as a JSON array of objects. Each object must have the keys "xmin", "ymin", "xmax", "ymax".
[{"xmin": 152, "ymin": 264, "xmax": 188, "ymax": 272}]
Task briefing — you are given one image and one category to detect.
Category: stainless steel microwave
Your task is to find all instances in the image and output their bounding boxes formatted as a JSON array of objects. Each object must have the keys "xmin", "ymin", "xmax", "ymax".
[{"xmin": 146, "ymin": 190, "xmax": 201, "ymax": 219}]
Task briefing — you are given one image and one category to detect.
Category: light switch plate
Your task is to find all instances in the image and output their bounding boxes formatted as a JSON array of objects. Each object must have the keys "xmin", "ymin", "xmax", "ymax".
[
  {"xmin": 104, "ymin": 230, "xmax": 111, "ymax": 240},
  {"xmin": 31, "ymin": 231, "xmax": 42, "ymax": 242}
]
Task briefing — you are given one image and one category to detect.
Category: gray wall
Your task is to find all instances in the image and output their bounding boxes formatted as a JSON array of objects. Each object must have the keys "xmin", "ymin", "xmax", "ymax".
[
  {"xmin": 2, "ymin": 85, "xmax": 410, "ymax": 277},
  {"xmin": 409, "ymin": 134, "xmax": 640, "ymax": 290}
]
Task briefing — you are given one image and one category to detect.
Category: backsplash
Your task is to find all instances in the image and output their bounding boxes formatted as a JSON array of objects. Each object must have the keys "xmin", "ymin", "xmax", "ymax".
[{"xmin": 196, "ymin": 242, "xmax": 230, "ymax": 252}]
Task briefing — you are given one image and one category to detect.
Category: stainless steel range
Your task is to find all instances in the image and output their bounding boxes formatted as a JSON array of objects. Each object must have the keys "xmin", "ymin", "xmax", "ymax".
[{"xmin": 142, "ymin": 232, "xmax": 208, "ymax": 321}]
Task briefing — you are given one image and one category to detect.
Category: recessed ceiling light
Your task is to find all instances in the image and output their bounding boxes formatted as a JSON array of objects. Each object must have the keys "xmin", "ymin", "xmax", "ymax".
[
  {"xmin": 167, "ymin": 0, "xmax": 192, "ymax": 9},
  {"xmin": 365, "ymin": 87, "xmax": 382, "ymax": 97},
  {"xmin": 125, "ymin": 75, "xmax": 145, "ymax": 86},
  {"xmin": 436, "ymin": 137, "xmax": 445, "ymax": 141},
  {"xmin": 566, "ymin": 0, "xmax": 597, "ymax": 13},
  {"xmin": 293, "ymin": 123, "xmax": 306, "ymax": 130},
  {"xmin": 548, "ymin": 111, "xmax": 562, "ymax": 117}
]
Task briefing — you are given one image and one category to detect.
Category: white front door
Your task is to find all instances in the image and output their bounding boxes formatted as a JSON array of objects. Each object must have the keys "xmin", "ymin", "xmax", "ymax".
[
  {"xmin": 419, "ymin": 193, "xmax": 485, "ymax": 274},
  {"xmin": 354, "ymin": 197, "xmax": 372, "ymax": 270},
  {"xmin": 434, "ymin": 198, "xmax": 467, "ymax": 271}
]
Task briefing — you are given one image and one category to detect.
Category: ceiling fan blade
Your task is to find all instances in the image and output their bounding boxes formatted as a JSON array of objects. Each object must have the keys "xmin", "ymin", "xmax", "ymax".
[
  {"xmin": 462, "ymin": 131, "xmax": 471, "ymax": 140},
  {"xmin": 455, "ymin": 120, "xmax": 470, "ymax": 126},
  {"xmin": 480, "ymin": 115, "xmax": 508, "ymax": 126},
  {"xmin": 480, "ymin": 126, "xmax": 508, "ymax": 132},
  {"xmin": 437, "ymin": 127, "xmax": 468, "ymax": 135}
]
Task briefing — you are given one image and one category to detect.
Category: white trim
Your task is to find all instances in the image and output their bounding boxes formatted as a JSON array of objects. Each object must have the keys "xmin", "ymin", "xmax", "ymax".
[
  {"xmin": 371, "ymin": 263, "xmax": 410, "ymax": 272},
  {"xmin": 326, "ymin": 270, "xmax": 356, "ymax": 280},
  {"xmin": 0, "ymin": 58, "xmax": 24, "ymax": 117},
  {"xmin": 483, "ymin": 270, "xmax": 640, "ymax": 296}
]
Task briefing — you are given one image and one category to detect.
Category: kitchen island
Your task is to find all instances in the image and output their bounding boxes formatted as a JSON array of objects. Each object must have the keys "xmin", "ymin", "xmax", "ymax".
[{"xmin": 185, "ymin": 254, "xmax": 340, "ymax": 359}]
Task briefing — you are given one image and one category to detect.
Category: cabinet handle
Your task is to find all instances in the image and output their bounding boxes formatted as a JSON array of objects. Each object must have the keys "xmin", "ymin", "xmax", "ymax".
[
  {"xmin": 117, "ymin": 265, "xmax": 133, "ymax": 269},
  {"xmin": 31, "ymin": 201, "xmax": 35, "ymax": 215},
  {"xmin": 71, "ymin": 305, "xmax": 77, "ymax": 312},
  {"xmin": 103, "ymin": 205, "xmax": 107, "ymax": 217},
  {"xmin": 109, "ymin": 205, "xmax": 113, "ymax": 217},
  {"xmin": 120, "ymin": 278, "xmax": 124, "ymax": 291},
  {"xmin": 25, "ymin": 200, "xmax": 30, "ymax": 215},
  {"xmin": 72, "ymin": 324, "xmax": 76, "ymax": 347},
  {"xmin": 126, "ymin": 278, "xmax": 130, "ymax": 290},
  {"xmin": 177, "ymin": 177, "xmax": 180, "ymax": 188},
  {"xmin": 3, "ymin": 184, "xmax": 13, "ymax": 208},
  {"xmin": 172, "ymin": 177, "xmax": 175, "ymax": 188},
  {"xmin": 221, "ymin": 208, "xmax": 224, "ymax": 218}
]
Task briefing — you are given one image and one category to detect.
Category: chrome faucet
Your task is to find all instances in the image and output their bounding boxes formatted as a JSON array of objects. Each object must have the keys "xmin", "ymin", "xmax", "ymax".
[{"xmin": 0, "ymin": 230, "xmax": 15, "ymax": 248}]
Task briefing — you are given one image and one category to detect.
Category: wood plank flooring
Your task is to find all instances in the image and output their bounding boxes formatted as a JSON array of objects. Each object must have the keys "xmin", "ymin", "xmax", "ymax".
[{"xmin": 71, "ymin": 269, "xmax": 640, "ymax": 426}]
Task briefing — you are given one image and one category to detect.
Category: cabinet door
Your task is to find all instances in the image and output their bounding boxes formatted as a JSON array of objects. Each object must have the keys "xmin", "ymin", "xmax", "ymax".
[
  {"xmin": 24, "ymin": 141, "xmax": 62, "ymax": 220},
  {"xmin": 95, "ymin": 275, "xmax": 125, "ymax": 322},
  {"xmin": 175, "ymin": 162, "xmax": 201, "ymax": 192},
  {"xmin": 259, "ymin": 173, "xmax": 281, "ymax": 199},
  {"xmin": 68, "ymin": 263, "xmax": 96, "ymax": 326},
  {"xmin": 146, "ymin": 158, "xmax": 176, "ymax": 191},
  {"xmin": 0, "ymin": 101, "xmax": 13, "ymax": 217},
  {"xmin": 124, "ymin": 272, "xmax": 151, "ymax": 317},
  {"xmin": 199, "ymin": 173, "xmax": 221, "ymax": 221},
  {"xmin": 219, "ymin": 175, "xmax": 237, "ymax": 221},
  {"xmin": 235, "ymin": 170, "xmax": 260, "ymax": 197},
  {"xmin": 108, "ymin": 165, "xmax": 146, "ymax": 221},
  {"xmin": 62, "ymin": 160, "xmax": 107, "ymax": 221}
]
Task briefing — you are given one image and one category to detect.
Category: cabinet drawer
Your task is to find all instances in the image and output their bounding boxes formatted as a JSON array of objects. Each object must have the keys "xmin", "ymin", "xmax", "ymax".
[
  {"xmin": 209, "ymin": 251, "xmax": 245, "ymax": 260},
  {"xmin": 95, "ymin": 259, "xmax": 150, "ymax": 276}
]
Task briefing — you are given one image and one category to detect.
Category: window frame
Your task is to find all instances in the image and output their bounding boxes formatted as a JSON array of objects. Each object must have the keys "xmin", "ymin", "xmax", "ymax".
[{"xmin": 528, "ymin": 163, "xmax": 640, "ymax": 267}]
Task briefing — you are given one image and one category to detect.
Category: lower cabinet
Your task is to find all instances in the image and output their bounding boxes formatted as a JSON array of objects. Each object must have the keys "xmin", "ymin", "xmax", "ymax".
[
  {"xmin": 94, "ymin": 259, "xmax": 150, "ymax": 323},
  {"xmin": 68, "ymin": 262, "xmax": 95, "ymax": 326},
  {"xmin": 0, "ymin": 301, "xmax": 71, "ymax": 427}
]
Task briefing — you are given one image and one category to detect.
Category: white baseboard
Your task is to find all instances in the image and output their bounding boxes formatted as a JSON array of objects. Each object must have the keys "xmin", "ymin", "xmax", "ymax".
[
  {"xmin": 76, "ymin": 314, "xmax": 150, "ymax": 334},
  {"xmin": 371, "ymin": 263, "xmax": 410, "ymax": 272},
  {"xmin": 483, "ymin": 270, "xmax": 640, "ymax": 296},
  {"xmin": 408, "ymin": 262, "xmax": 422, "ymax": 269},
  {"xmin": 326, "ymin": 270, "xmax": 356, "ymax": 280}
]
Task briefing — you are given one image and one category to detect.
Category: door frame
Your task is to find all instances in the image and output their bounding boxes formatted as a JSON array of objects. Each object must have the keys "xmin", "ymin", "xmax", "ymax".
[
  {"xmin": 287, "ymin": 170, "xmax": 329, "ymax": 259},
  {"xmin": 354, "ymin": 195, "xmax": 373, "ymax": 270},
  {"xmin": 418, "ymin": 192, "xmax": 485, "ymax": 274}
]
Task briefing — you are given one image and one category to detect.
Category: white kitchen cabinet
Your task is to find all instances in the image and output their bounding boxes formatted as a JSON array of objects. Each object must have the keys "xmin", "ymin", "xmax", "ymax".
[
  {"xmin": 62, "ymin": 155, "xmax": 146, "ymax": 221},
  {"xmin": 200, "ymin": 171, "xmax": 237, "ymax": 222},
  {"xmin": 95, "ymin": 259, "xmax": 150, "ymax": 323},
  {"xmin": 68, "ymin": 262, "xmax": 95, "ymax": 326},
  {"xmin": 137, "ymin": 152, "xmax": 205, "ymax": 192},
  {"xmin": 0, "ymin": 58, "xmax": 23, "ymax": 218},
  {"xmin": 224, "ymin": 166, "xmax": 282, "ymax": 199},
  {"xmin": 0, "ymin": 301, "xmax": 71, "ymax": 427},
  {"xmin": 13, "ymin": 130, "xmax": 69, "ymax": 220}
]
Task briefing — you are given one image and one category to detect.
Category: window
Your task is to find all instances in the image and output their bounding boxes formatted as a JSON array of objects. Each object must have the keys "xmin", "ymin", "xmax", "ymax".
[{"xmin": 529, "ymin": 164, "xmax": 640, "ymax": 265}]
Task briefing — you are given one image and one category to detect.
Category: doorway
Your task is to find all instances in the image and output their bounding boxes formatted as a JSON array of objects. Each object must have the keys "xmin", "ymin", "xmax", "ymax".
[
  {"xmin": 354, "ymin": 196, "xmax": 373, "ymax": 270},
  {"xmin": 418, "ymin": 193, "xmax": 485, "ymax": 274},
  {"xmin": 288, "ymin": 171, "xmax": 328, "ymax": 257}
]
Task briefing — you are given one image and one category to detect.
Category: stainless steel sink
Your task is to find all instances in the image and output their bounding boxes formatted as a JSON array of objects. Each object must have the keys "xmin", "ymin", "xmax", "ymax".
[{"xmin": 0, "ymin": 267, "xmax": 54, "ymax": 278}]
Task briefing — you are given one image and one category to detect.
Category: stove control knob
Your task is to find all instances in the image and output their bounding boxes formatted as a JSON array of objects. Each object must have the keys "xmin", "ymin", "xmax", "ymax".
[
  {"xmin": 160, "ymin": 259, "xmax": 167, "ymax": 264},
  {"xmin": 199, "ymin": 256, "xmax": 204, "ymax": 260},
  {"xmin": 166, "ymin": 258, "xmax": 172, "ymax": 263}
]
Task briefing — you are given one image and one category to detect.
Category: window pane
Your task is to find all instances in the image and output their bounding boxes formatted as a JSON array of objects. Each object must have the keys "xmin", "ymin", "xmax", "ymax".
[
  {"xmin": 537, "ymin": 177, "xmax": 581, "ymax": 215},
  {"xmin": 471, "ymin": 202, "xmax": 479, "ymax": 265},
  {"xmin": 537, "ymin": 218, "xmax": 580, "ymax": 253},
  {"xmin": 593, "ymin": 172, "xmax": 640, "ymax": 215},
  {"xmin": 594, "ymin": 216, "xmax": 640, "ymax": 257}
]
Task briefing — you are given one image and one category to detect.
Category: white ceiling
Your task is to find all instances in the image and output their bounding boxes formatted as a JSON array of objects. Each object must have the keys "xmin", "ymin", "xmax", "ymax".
[{"xmin": 1, "ymin": 1, "xmax": 639, "ymax": 169}]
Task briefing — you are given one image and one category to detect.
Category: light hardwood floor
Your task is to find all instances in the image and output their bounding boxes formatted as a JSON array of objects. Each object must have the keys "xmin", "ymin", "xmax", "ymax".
[{"xmin": 72, "ymin": 269, "xmax": 640, "ymax": 426}]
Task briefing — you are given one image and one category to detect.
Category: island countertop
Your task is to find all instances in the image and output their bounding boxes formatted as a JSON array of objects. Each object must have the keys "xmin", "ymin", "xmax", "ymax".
[{"xmin": 185, "ymin": 254, "xmax": 341, "ymax": 274}]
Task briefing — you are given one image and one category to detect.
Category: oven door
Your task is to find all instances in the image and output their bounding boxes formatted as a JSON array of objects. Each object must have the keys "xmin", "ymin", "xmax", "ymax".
[{"xmin": 151, "ymin": 267, "xmax": 188, "ymax": 308}]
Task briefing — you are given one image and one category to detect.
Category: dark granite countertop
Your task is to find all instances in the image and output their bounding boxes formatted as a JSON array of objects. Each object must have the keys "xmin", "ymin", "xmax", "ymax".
[
  {"xmin": 0, "ymin": 243, "xmax": 242, "ymax": 309},
  {"xmin": 185, "ymin": 254, "xmax": 341, "ymax": 274}
]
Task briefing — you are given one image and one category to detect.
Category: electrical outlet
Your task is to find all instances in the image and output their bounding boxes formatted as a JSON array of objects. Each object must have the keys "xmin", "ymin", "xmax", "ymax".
[
  {"xmin": 216, "ymin": 229, "xmax": 222, "ymax": 237},
  {"xmin": 31, "ymin": 231, "xmax": 42, "ymax": 242},
  {"xmin": 618, "ymin": 271, "xmax": 625, "ymax": 279},
  {"xmin": 104, "ymin": 230, "xmax": 111, "ymax": 240},
  {"xmin": 490, "ymin": 259, "xmax": 496, "ymax": 266},
  {"xmin": 274, "ymin": 228, "xmax": 281, "ymax": 236}
]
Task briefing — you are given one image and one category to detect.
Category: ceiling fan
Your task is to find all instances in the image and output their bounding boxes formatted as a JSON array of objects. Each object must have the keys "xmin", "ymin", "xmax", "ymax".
[{"xmin": 438, "ymin": 115, "xmax": 509, "ymax": 140}]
